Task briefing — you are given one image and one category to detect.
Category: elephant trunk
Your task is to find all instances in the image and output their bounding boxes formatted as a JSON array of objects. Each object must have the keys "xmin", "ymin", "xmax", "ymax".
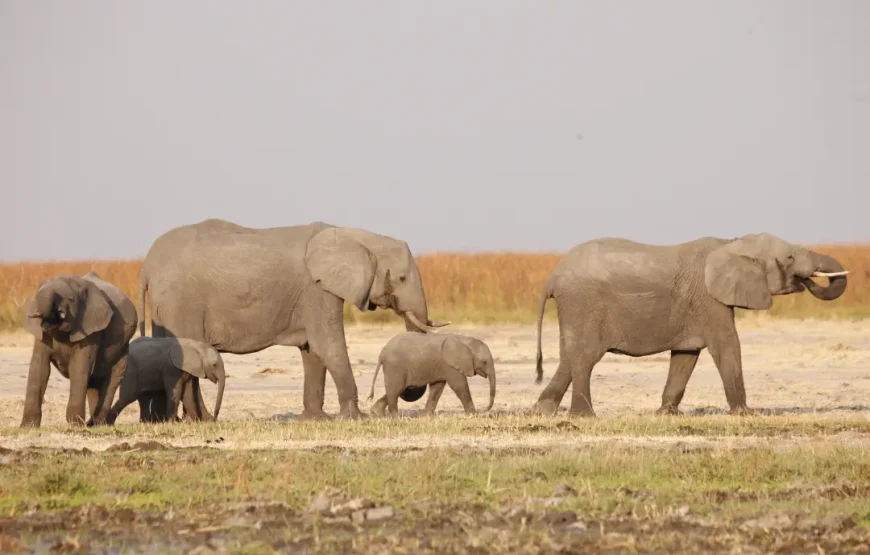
[
  {"xmin": 401, "ymin": 265, "xmax": 450, "ymax": 334},
  {"xmin": 802, "ymin": 252, "xmax": 848, "ymax": 301},
  {"xmin": 212, "ymin": 366, "xmax": 225, "ymax": 420},
  {"xmin": 485, "ymin": 367, "xmax": 496, "ymax": 411},
  {"xmin": 29, "ymin": 288, "xmax": 55, "ymax": 320}
]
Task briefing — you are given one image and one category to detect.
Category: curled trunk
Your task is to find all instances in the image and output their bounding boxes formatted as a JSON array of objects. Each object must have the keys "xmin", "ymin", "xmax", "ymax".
[{"xmin": 802, "ymin": 252, "xmax": 848, "ymax": 301}]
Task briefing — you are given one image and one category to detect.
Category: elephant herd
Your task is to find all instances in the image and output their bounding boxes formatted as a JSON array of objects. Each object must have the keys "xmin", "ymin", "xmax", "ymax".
[{"xmin": 16, "ymin": 219, "xmax": 849, "ymax": 427}]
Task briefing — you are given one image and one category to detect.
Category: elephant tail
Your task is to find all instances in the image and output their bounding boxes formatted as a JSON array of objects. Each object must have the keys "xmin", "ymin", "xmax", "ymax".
[
  {"xmin": 367, "ymin": 359, "xmax": 382, "ymax": 401},
  {"xmin": 138, "ymin": 271, "xmax": 148, "ymax": 337},
  {"xmin": 535, "ymin": 277, "xmax": 555, "ymax": 385}
]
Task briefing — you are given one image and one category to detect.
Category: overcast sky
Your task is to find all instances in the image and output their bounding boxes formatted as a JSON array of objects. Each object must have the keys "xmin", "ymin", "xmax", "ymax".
[{"xmin": 2, "ymin": 1, "xmax": 868, "ymax": 261}]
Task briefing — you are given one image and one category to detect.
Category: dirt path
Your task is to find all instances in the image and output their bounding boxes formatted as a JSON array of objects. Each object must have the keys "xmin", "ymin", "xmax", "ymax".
[{"xmin": 2, "ymin": 319, "xmax": 869, "ymax": 429}]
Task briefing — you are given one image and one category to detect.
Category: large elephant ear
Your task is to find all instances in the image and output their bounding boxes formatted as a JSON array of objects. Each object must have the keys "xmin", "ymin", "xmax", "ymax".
[
  {"xmin": 70, "ymin": 281, "xmax": 113, "ymax": 342},
  {"xmin": 21, "ymin": 295, "xmax": 42, "ymax": 340},
  {"xmin": 704, "ymin": 246, "xmax": 772, "ymax": 310},
  {"xmin": 442, "ymin": 336, "xmax": 475, "ymax": 377},
  {"xmin": 305, "ymin": 228, "xmax": 377, "ymax": 311},
  {"xmin": 169, "ymin": 339, "xmax": 208, "ymax": 379}
]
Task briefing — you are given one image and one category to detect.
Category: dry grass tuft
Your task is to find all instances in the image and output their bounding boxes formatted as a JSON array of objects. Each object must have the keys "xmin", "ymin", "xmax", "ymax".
[{"xmin": 1, "ymin": 245, "xmax": 868, "ymax": 330}]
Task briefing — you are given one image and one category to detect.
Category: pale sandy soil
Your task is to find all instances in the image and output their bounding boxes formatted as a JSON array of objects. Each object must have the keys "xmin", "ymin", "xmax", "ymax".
[{"xmin": 1, "ymin": 318, "xmax": 869, "ymax": 450}]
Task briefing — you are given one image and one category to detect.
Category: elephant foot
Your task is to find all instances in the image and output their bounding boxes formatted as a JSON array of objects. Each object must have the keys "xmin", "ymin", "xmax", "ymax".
[
  {"xmin": 336, "ymin": 404, "xmax": 366, "ymax": 420},
  {"xmin": 567, "ymin": 408, "xmax": 596, "ymax": 418},
  {"xmin": 531, "ymin": 398, "xmax": 561, "ymax": 416},
  {"xmin": 729, "ymin": 405, "xmax": 757, "ymax": 416},
  {"xmin": 299, "ymin": 409, "xmax": 333, "ymax": 421},
  {"xmin": 19, "ymin": 418, "xmax": 41, "ymax": 429},
  {"xmin": 656, "ymin": 405, "xmax": 682, "ymax": 416}
]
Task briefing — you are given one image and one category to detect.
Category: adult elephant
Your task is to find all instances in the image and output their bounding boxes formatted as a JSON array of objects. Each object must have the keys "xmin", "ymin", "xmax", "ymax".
[
  {"xmin": 138, "ymin": 219, "xmax": 448, "ymax": 420},
  {"xmin": 532, "ymin": 233, "xmax": 848, "ymax": 417}
]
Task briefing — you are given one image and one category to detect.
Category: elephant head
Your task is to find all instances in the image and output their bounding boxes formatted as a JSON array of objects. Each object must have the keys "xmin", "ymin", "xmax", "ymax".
[
  {"xmin": 169, "ymin": 338, "xmax": 226, "ymax": 420},
  {"xmin": 23, "ymin": 275, "xmax": 112, "ymax": 343},
  {"xmin": 305, "ymin": 227, "xmax": 450, "ymax": 333},
  {"xmin": 443, "ymin": 335, "xmax": 496, "ymax": 411},
  {"xmin": 704, "ymin": 233, "xmax": 848, "ymax": 310}
]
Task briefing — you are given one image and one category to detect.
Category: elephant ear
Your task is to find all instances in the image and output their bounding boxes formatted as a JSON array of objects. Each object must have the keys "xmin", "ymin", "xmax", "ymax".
[
  {"xmin": 305, "ymin": 228, "xmax": 377, "ymax": 311},
  {"xmin": 704, "ymin": 247, "xmax": 772, "ymax": 310},
  {"xmin": 70, "ymin": 281, "xmax": 113, "ymax": 342},
  {"xmin": 169, "ymin": 339, "xmax": 208, "ymax": 379},
  {"xmin": 442, "ymin": 336, "xmax": 475, "ymax": 377},
  {"xmin": 21, "ymin": 295, "xmax": 43, "ymax": 340}
]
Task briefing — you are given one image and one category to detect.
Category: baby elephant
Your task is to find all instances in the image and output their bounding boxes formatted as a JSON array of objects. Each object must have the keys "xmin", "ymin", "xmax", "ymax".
[
  {"xmin": 106, "ymin": 337, "xmax": 226, "ymax": 424},
  {"xmin": 367, "ymin": 332, "xmax": 496, "ymax": 416}
]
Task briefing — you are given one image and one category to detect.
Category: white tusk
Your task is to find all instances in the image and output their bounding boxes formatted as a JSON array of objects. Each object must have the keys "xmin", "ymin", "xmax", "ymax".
[
  {"xmin": 812, "ymin": 270, "xmax": 849, "ymax": 278},
  {"xmin": 404, "ymin": 311, "xmax": 440, "ymax": 333}
]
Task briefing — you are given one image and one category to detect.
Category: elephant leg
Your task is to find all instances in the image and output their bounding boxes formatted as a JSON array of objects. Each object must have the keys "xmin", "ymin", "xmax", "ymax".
[
  {"xmin": 87, "ymin": 388, "xmax": 100, "ymax": 420},
  {"xmin": 181, "ymin": 379, "xmax": 211, "ymax": 421},
  {"xmin": 567, "ymin": 354, "xmax": 602, "ymax": 417},
  {"xmin": 657, "ymin": 350, "xmax": 701, "ymax": 415},
  {"xmin": 66, "ymin": 339, "xmax": 99, "ymax": 426},
  {"xmin": 140, "ymin": 391, "xmax": 168, "ymax": 422},
  {"xmin": 299, "ymin": 349, "xmax": 331, "ymax": 421},
  {"xmin": 370, "ymin": 395, "xmax": 388, "ymax": 417},
  {"xmin": 535, "ymin": 320, "xmax": 603, "ymax": 416},
  {"xmin": 707, "ymin": 324, "xmax": 753, "ymax": 415},
  {"xmin": 20, "ymin": 342, "xmax": 51, "ymax": 427},
  {"xmin": 423, "ymin": 381, "xmax": 447, "ymax": 415},
  {"xmin": 90, "ymin": 353, "xmax": 128, "ymax": 426},
  {"xmin": 306, "ymin": 296, "xmax": 364, "ymax": 419},
  {"xmin": 445, "ymin": 373, "xmax": 476, "ymax": 415},
  {"xmin": 164, "ymin": 381, "xmax": 183, "ymax": 423}
]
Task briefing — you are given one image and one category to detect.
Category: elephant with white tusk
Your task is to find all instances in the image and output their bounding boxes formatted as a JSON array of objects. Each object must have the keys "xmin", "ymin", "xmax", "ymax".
[
  {"xmin": 138, "ymin": 219, "xmax": 448, "ymax": 421},
  {"xmin": 532, "ymin": 233, "xmax": 848, "ymax": 417}
]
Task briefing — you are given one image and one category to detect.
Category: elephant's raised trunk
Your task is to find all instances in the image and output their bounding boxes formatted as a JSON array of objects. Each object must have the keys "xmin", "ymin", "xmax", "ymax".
[
  {"xmin": 212, "ymin": 366, "xmax": 225, "ymax": 420},
  {"xmin": 802, "ymin": 252, "xmax": 848, "ymax": 301},
  {"xmin": 485, "ymin": 367, "xmax": 496, "ymax": 412}
]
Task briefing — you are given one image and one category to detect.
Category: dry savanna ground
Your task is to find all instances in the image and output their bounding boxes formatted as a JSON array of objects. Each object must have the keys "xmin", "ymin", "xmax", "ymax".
[{"xmin": 1, "ymin": 314, "xmax": 870, "ymax": 553}]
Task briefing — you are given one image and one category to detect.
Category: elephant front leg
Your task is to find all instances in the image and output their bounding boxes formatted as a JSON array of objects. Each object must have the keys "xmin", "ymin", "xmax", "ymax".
[
  {"xmin": 66, "ymin": 341, "xmax": 99, "ymax": 426},
  {"xmin": 307, "ymin": 307, "xmax": 364, "ymax": 419},
  {"xmin": 707, "ymin": 327, "xmax": 754, "ymax": 415},
  {"xmin": 299, "ymin": 349, "xmax": 331, "ymax": 421},
  {"xmin": 423, "ymin": 381, "xmax": 446, "ymax": 416},
  {"xmin": 92, "ymin": 354, "xmax": 128, "ymax": 425},
  {"xmin": 656, "ymin": 350, "xmax": 700, "ymax": 416},
  {"xmin": 20, "ymin": 342, "xmax": 52, "ymax": 428},
  {"xmin": 445, "ymin": 374, "xmax": 476, "ymax": 415}
]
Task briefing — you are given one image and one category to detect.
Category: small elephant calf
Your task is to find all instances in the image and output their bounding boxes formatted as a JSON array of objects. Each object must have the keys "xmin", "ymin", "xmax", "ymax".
[
  {"xmin": 106, "ymin": 337, "xmax": 226, "ymax": 424},
  {"xmin": 367, "ymin": 332, "xmax": 496, "ymax": 416}
]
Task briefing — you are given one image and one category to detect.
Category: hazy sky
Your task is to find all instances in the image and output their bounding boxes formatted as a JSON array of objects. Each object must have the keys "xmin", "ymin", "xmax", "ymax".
[{"xmin": 2, "ymin": 1, "xmax": 869, "ymax": 261}]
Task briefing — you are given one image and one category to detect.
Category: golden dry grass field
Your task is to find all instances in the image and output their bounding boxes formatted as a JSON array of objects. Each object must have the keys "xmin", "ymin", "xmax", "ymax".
[
  {"xmin": 1, "ymin": 244, "xmax": 869, "ymax": 331},
  {"xmin": 1, "ymin": 249, "xmax": 870, "ymax": 552}
]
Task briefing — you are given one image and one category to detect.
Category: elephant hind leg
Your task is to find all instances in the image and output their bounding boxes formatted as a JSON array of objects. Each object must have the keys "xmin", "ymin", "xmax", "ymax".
[
  {"xmin": 536, "ymin": 314, "xmax": 606, "ymax": 417},
  {"xmin": 657, "ymin": 350, "xmax": 700, "ymax": 415}
]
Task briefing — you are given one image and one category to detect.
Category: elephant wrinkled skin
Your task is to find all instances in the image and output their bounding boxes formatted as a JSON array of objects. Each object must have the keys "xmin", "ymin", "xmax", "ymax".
[
  {"xmin": 107, "ymin": 337, "xmax": 226, "ymax": 424},
  {"xmin": 139, "ymin": 219, "xmax": 447, "ymax": 420},
  {"xmin": 20, "ymin": 272, "xmax": 137, "ymax": 427},
  {"xmin": 367, "ymin": 332, "xmax": 497, "ymax": 416},
  {"xmin": 533, "ymin": 233, "xmax": 848, "ymax": 417}
]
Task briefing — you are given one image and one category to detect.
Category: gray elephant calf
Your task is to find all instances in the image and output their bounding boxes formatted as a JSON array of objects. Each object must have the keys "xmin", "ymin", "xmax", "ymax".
[
  {"xmin": 367, "ymin": 332, "xmax": 496, "ymax": 416},
  {"xmin": 106, "ymin": 337, "xmax": 226, "ymax": 424}
]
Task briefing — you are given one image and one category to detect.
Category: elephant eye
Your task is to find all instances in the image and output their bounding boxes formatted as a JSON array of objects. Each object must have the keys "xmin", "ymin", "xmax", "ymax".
[{"xmin": 399, "ymin": 275, "xmax": 407, "ymax": 283}]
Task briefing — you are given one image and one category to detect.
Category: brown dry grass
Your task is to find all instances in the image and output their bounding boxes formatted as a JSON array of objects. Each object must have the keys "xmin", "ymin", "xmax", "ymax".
[{"xmin": 1, "ymin": 245, "xmax": 868, "ymax": 331}]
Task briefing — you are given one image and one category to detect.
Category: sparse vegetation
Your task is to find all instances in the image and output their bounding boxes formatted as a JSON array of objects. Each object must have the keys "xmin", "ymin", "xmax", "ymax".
[
  {"xmin": 1, "ymin": 415, "xmax": 869, "ymax": 552},
  {"xmin": 2, "ymin": 244, "xmax": 868, "ymax": 330}
]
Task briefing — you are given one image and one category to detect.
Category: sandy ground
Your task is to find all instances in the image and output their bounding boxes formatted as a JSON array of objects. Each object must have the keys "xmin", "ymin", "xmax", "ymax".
[{"xmin": 1, "ymin": 318, "xmax": 869, "ymax": 433}]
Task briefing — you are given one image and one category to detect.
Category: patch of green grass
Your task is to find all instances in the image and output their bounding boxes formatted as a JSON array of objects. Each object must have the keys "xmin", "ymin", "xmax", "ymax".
[{"xmin": 2, "ymin": 445, "xmax": 869, "ymax": 521}]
